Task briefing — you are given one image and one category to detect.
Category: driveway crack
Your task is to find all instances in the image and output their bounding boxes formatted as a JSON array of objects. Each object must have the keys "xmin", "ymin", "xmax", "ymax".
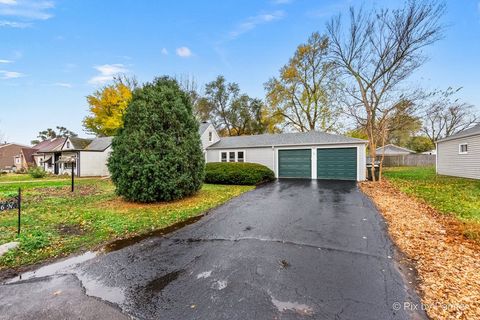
[{"xmin": 169, "ymin": 236, "xmax": 388, "ymax": 260}]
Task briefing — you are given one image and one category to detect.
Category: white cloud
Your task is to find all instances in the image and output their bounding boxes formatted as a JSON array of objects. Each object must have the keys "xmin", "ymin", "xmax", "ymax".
[
  {"xmin": 229, "ymin": 10, "xmax": 285, "ymax": 39},
  {"xmin": 88, "ymin": 64, "xmax": 128, "ymax": 85},
  {"xmin": 161, "ymin": 48, "xmax": 168, "ymax": 55},
  {"xmin": 0, "ymin": 70, "xmax": 24, "ymax": 79},
  {"xmin": 0, "ymin": 20, "xmax": 30, "ymax": 27},
  {"xmin": 53, "ymin": 82, "xmax": 72, "ymax": 88},
  {"xmin": 176, "ymin": 46, "xmax": 192, "ymax": 58},
  {"xmin": 0, "ymin": 0, "xmax": 54, "ymax": 28},
  {"xmin": 0, "ymin": 59, "xmax": 12, "ymax": 63}
]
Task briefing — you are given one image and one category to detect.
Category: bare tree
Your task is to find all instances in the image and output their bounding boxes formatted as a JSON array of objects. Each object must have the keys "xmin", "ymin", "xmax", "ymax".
[
  {"xmin": 327, "ymin": 0, "xmax": 445, "ymax": 180},
  {"xmin": 421, "ymin": 87, "xmax": 478, "ymax": 144}
]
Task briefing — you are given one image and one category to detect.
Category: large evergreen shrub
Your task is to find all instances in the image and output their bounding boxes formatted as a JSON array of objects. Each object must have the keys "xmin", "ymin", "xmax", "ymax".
[
  {"xmin": 108, "ymin": 77, "xmax": 205, "ymax": 203},
  {"xmin": 205, "ymin": 162, "xmax": 275, "ymax": 185}
]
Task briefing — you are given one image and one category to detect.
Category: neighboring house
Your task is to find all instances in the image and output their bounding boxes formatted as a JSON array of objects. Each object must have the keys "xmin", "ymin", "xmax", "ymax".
[
  {"xmin": 33, "ymin": 136, "xmax": 113, "ymax": 177},
  {"xmin": 376, "ymin": 144, "xmax": 415, "ymax": 156},
  {"xmin": 205, "ymin": 129, "xmax": 368, "ymax": 181},
  {"xmin": 436, "ymin": 124, "xmax": 480, "ymax": 180},
  {"xmin": 0, "ymin": 143, "xmax": 31, "ymax": 172},
  {"xmin": 199, "ymin": 121, "xmax": 220, "ymax": 152},
  {"xmin": 13, "ymin": 147, "xmax": 38, "ymax": 171}
]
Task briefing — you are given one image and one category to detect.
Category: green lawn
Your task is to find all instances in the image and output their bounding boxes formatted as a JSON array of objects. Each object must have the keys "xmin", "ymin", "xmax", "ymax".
[
  {"xmin": 384, "ymin": 167, "xmax": 480, "ymax": 239},
  {"xmin": 0, "ymin": 178, "xmax": 253, "ymax": 270}
]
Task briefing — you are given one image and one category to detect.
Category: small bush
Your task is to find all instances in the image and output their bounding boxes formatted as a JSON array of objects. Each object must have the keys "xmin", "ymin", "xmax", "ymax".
[
  {"xmin": 205, "ymin": 162, "xmax": 275, "ymax": 185},
  {"xmin": 28, "ymin": 166, "xmax": 47, "ymax": 179}
]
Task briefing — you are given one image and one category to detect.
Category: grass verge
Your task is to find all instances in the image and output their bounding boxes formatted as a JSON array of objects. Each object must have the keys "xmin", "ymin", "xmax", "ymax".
[{"xmin": 0, "ymin": 178, "xmax": 253, "ymax": 270}]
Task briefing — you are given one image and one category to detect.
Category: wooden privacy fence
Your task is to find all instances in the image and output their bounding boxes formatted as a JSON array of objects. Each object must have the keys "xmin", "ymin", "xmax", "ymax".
[{"xmin": 372, "ymin": 154, "xmax": 436, "ymax": 167}]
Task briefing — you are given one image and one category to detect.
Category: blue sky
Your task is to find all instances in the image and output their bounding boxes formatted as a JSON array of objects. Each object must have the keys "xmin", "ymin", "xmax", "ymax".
[{"xmin": 1, "ymin": 0, "xmax": 479, "ymax": 145}]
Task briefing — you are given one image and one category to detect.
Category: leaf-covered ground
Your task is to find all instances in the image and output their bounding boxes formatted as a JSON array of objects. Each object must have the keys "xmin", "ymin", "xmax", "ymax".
[
  {"xmin": 361, "ymin": 170, "xmax": 480, "ymax": 319},
  {"xmin": 384, "ymin": 167, "xmax": 480, "ymax": 240},
  {"xmin": 0, "ymin": 177, "xmax": 253, "ymax": 270}
]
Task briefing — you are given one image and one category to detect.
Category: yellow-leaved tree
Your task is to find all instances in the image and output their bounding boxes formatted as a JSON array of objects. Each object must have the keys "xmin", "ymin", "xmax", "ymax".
[{"xmin": 83, "ymin": 76, "xmax": 137, "ymax": 136}]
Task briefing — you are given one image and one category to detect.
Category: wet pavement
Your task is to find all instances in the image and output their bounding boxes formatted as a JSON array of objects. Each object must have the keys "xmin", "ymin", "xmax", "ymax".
[{"xmin": 0, "ymin": 180, "xmax": 426, "ymax": 320}]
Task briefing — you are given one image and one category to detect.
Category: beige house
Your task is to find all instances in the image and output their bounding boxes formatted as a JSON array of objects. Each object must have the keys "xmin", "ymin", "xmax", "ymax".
[
  {"xmin": 0, "ymin": 143, "xmax": 31, "ymax": 172},
  {"xmin": 436, "ymin": 124, "xmax": 480, "ymax": 180}
]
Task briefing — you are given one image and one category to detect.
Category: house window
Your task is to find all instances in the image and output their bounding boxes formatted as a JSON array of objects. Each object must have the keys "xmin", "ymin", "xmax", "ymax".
[
  {"xmin": 237, "ymin": 151, "xmax": 244, "ymax": 162},
  {"xmin": 66, "ymin": 141, "xmax": 70, "ymax": 149},
  {"xmin": 459, "ymin": 143, "xmax": 468, "ymax": 154},
  {"xmin": 220, "ymin": 151, "xmax": 246, "ymax": 162},
  {"xmin": 15, "ymin": 157, "xmax": 20, "ymax": 164},
  {"xmin": 208, "ymin": 131, "xmax": 213, "ymax": 142}
]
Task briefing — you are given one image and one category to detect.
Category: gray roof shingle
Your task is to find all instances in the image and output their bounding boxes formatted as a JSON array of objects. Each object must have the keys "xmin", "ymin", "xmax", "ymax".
[
  {"xmin": 207, "ymin": 131, "xmax": 367, "ymax": 149},
  {"xmin": 199, "ymin": 122, "xmax": 210, "ymax": 135},
  {"xmin": 84, "ymin": 137, "xmax": 113, "ymax": 151},
  {"xmin": 376, "ymin": 144, "xmax": 415, "ymax": 155},
  {"xmin": 437, "ymin": 124, "xmax": 480, "ymax": 143},
  {"xmin": 69, "ymin": 137, "xmax": 93, "ymax": 150}
]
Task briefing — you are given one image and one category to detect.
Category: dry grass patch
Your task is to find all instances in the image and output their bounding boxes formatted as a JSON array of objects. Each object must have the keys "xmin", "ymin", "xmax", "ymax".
[{"xmin": 360, "ymin": 181, "xmax": 480, "ymax": 320}]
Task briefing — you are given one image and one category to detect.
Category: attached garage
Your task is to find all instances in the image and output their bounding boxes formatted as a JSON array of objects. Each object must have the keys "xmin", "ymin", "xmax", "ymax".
[
  {"xmin": 278, "ymin": 149, "xmax": 311, "ymax": 178},
  {"xmin": 205, "ymin": 130, "xmax": 368, "ymax": 181},
  {"xmin": 317, "ymin": 148, "xmax": 357, "ymax": 181}
]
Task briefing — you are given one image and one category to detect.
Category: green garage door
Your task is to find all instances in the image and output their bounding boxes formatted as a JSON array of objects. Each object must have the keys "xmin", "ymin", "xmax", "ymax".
[
  {"xmin": 278, "ymin": 149, "xmax": 311, "ymax": 178},
  {"xmin": 317, "ymin": 148, "xmax": 357, "ymax": 180}
]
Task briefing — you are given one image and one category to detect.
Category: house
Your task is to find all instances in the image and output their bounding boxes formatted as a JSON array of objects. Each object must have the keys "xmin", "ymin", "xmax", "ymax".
[
  {"xmin": 436, "ymin": 124, "xmax": 480, "ymax": 180},
  {"xmin": 13, "ymin": 147, "xmax": 38, "ymax": 171},
  {"xmin": 0, "ymin": 143, "xmax": 31, "ymax": 172},
  {"xmin": 199, "ymin": 121, "xmax": 220, "ymax": 152},
  {"xmin": 33, "ymin": 136, "xmax": 113, "ymax": 177},
  {"xmin": 204, "ymin": 127, "xmax": 368, "ymax": 181},
  {"xmin": 376, "ymin": 144, "xmax": 415, "ymax": 156}
]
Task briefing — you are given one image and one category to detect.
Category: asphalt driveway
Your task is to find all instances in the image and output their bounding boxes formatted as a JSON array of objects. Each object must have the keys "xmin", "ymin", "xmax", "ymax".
[{"xmin": 0, "ymin": 180, "xmax": 426, "ymax": 320}]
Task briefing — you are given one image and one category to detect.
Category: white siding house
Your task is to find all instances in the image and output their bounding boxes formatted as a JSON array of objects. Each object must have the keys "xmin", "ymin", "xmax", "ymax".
[
  {"xmin": 32, "ymin": 136, "xmax": 113, "ymax": 177},
  {"xmin": 206, "ymin": 130, "xmax": 368, "ymax": 181},
  {"xmin": 199, "ymin": 122, "xmax": 220, "ymax": 151},
  {"xmin": 436, "ymin": 124, "xmax": 480, "ymax": 180}
]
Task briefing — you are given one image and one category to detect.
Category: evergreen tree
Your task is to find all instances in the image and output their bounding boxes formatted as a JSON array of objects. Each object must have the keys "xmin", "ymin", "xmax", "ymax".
[{"xmin": 108, "ymin": 77, "xmax": 205, "ymax": 202}]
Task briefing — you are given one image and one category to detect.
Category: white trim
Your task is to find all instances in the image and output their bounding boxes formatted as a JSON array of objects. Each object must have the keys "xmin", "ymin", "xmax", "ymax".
[
  {"xmin": 207, "ymin": 141, "xmax": 367, "ymax": 150},
  {"xmin": 435, "ymin": 142, "xmax": 438, "ymax": 174},
  {"xmin": 218, "ymin": 150, "xmax": 246, "ymax": 163},
  {"xmin": 458, "ymin": 143, "xmax": 468, "ymax": 154}
]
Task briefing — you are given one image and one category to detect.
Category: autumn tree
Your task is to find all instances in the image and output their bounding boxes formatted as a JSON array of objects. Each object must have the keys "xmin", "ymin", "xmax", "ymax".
[
  {"xmin": 31, "ymin": 126, "xmax": 77, "ymax": 145},
  {"xmin": 406, "ymin": 135, "xmax": 434, "ymax": 153},
  {"xmin": 327, "ymin": 0, "xmax": 445, "ymax": 180},
  {"xmin": 199, "ymin": 75, "xmax": 277, "ymax": 136},
  {"xmin": 83, "ymin": 76, "xmax": 137, "ymax": 136},
  {"xmin": 265, "ymin": 32, "xmax": 342, "ymax": 132},
  {"xmin": 421, "ymin": 87, "xmax": 478, "ymax": 144}
]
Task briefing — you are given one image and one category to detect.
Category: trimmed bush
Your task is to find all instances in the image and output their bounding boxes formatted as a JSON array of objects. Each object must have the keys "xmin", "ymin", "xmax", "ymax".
[
  {"xmin": 28, "ymin": 166, "xmax": 47, "ymax": 178},
  {"xmin": 205, "ymin": 162, "xmax": 275, "ymax": 185},
  {"xmin": 108, "ymin": 77, "xmax": 205, "ymax": 203}
]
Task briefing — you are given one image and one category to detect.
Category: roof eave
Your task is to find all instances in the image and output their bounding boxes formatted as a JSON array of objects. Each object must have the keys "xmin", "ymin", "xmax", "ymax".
[
  {"xmin": 437, "ymin": 132, "xmax": 480, "ymax": 143},
  {"xmin": 206, "ymin": 140, "xmax": 368, "ymax": 150}
]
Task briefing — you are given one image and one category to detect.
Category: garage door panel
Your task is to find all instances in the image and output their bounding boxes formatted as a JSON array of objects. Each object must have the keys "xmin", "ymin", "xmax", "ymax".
[
  {"xmin": 279, "ymin": 149, "xmax": 311, "ymax": 178},
  {"xmin": 317, "ymin": 148, "xmax": 357, "ymax": 180}
]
